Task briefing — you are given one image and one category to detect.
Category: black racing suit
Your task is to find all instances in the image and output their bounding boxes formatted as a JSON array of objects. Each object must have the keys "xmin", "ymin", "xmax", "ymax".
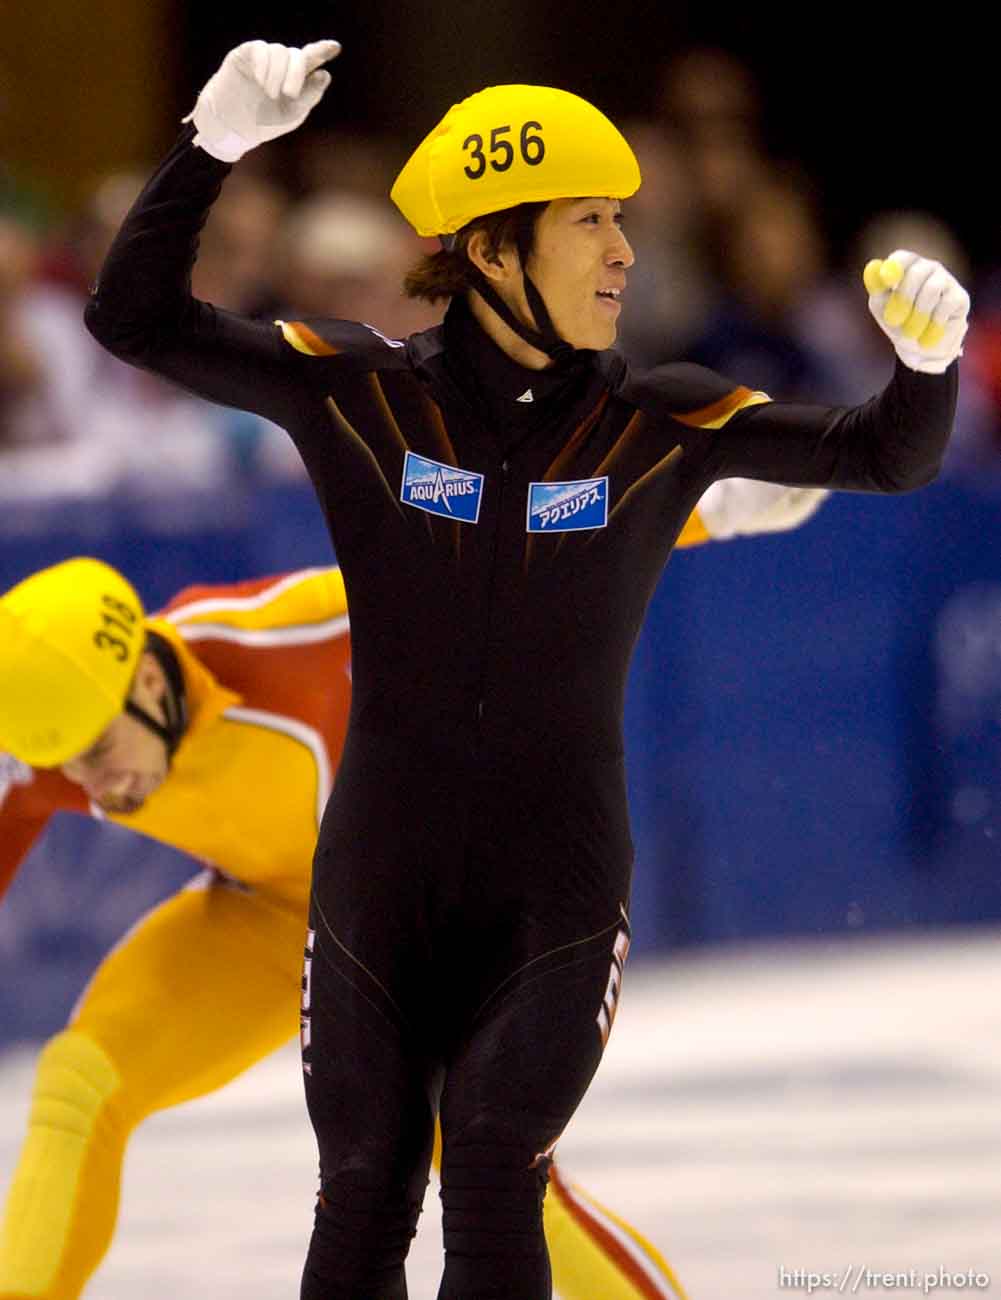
[{"xmin": 85, "ymin": 127, "xmax": 958, "ymax": 1300}]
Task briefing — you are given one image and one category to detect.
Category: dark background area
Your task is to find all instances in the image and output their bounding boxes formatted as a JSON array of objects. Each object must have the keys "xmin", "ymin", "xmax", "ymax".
[{"xmin": 176, "ymin": 3, "xmax": 991, "ymax": 273}]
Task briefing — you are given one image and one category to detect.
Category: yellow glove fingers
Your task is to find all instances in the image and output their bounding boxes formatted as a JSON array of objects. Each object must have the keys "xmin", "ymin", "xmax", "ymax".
[
  {"xmin": 901, "ymin": 310, "xmax": 930, "ymax": 340},
  {"xmin": 864, "ymin": 247, "xmax": 969, "ymax": 372},
  {"xmin": 863, "ymin": 257, "xmax": 906, "ymax": 297},
  {"xmin": 905, "ymin": 266, "xmax": 952, "ymax": 344},
  {"xmin": 863, "ymin": 260, "xmax": 884, "ymax": 296},
  {"xmin": 864, "ymin": 254, "xmax": 909, "ymax": 335},
  {"xmin": 883, "ymin": 291, "xmax": 911, "ymax": 328},
  {"xmin": 883, "ymin": 251, "xmax": 930, "ymax": 331},
  {"xmin": 922, "ymin": 276, "xmax": 970, "ymax": 351},
  {"xmin": 918, "ymin": 319, "xmax": 947, "ymax": 348}
]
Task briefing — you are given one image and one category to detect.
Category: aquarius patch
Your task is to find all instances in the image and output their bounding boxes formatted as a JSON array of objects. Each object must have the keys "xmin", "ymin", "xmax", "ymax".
[
  {"xmin": 401, "ymin": 451, "xmax": 484, "ymax": 524},
  {"xmin": 526, "ymin": 477, "xmax": 609, "ymax": 532}
]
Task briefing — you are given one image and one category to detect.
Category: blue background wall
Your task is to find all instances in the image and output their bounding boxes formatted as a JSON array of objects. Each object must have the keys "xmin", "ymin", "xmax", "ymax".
[{"xmin": 1, "ymin": 473, "xmax": 999, "ymax": 1040}]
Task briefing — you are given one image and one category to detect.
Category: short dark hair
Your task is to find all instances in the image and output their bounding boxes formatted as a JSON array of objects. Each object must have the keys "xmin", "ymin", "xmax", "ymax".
[{"xmin": 403, "ymin": 201, "xmax": 548, "ymax": 304}]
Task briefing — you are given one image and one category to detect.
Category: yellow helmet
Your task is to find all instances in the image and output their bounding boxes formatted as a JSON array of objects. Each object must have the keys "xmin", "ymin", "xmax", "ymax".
[
  {"xmin": 0, "ymin": 557, "xmax": 145, "ymax": 767},
  {"xmin": 391, "ymin": 84, "xmax": 641, "ymax": 237}
]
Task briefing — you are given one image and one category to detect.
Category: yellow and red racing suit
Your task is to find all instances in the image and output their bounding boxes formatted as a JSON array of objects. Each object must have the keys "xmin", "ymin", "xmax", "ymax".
[{"xmin": 0, "ymin": 564, "xmax": 685, "ymax": 1300}]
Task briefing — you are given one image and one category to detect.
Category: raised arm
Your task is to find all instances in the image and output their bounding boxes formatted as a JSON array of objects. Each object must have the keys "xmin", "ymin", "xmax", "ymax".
[
  {"xmin": 84, "ymin": 40, "xmax": 340, "ymax": 428},
  {"xmin": 710, "ymin": 251, "xmax": 969, "ymax": 492}
]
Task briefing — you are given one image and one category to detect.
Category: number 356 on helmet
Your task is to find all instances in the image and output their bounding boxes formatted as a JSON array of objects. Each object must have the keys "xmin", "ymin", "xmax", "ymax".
[{"xmin": 390, "ymin": 84, "xmax": 641, "ymax": 238}]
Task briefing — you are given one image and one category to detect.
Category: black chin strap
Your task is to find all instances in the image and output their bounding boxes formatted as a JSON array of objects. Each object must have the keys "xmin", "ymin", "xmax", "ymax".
[
  {"xmin": 125, "ymin": 630, "xmax": 188, "ymax": 762},
  {"xmin": 469, "ymin": 273, "xmax": 576, "ymax": 366},
  {"xmin": 523, "ymin": 276, "xmax": 576, "ymax": 362},
  {"xmin": 446, "ymin": 212, "xmax": 577, "ymax": 366}
]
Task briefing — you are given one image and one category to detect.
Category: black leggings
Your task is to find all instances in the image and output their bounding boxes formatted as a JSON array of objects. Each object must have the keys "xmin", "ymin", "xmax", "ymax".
[{"xmin": 299, "ymin": 740, "xmax": 632, "ymax": 1299}]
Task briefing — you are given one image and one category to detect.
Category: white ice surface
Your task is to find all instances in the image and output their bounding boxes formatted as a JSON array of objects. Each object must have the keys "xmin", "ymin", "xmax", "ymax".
[{"xmin": 2, "ymin": 928, "xmax": 1000, "ymax": 1298}]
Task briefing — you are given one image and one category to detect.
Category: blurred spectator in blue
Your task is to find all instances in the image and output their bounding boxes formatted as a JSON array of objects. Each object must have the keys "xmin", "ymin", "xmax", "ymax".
[
  {"xmin": 649, "ymin": 48, "xmax": 837, "ymax": 398},
  {"xmin": 681, "ymin": 172, "xmax": 838, "ymax": 400}
]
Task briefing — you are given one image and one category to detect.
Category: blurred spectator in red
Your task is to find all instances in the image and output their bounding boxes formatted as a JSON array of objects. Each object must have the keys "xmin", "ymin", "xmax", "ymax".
[
  {"xmin": 35, "ymin": 170, "xmax": 147, "ymax": 297},
  {"xmin": 0, "ymin": 211, "xmax": 45, "ymax": 447},
  {"xmin": 0, "ymin": 172, "xmax": 237, "ymax": 502},
  {"xmin": 961, "ymin": 246, "xmax": 1001, "ymax": 472}
]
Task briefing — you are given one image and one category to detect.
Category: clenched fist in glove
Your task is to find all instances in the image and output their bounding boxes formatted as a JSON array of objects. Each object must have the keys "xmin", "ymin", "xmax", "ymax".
[
  {"xmin": 185, "ymin": 39, "xmax": 341, "ymax": 164},
  {"xmin": 864, "ymin": 249, "xmax": 969, "ymax": 375}
]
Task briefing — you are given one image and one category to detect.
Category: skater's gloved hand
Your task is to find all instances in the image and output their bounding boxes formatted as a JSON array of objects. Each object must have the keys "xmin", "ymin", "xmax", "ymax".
[
  {"xmin": 697, "ymin": 479, "xmax": 829, "ymax": 539},
  {"xmin": 184, "ymin": 39, "xmax": 341, "ymax": 163},
  {"xmin": 863, "ymin": 249, "xmax": 969, "ymax": 375}
]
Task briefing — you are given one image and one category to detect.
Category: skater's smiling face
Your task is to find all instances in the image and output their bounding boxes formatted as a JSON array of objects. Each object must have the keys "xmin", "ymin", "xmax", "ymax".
[
  {"xmin": 60, "ymin": 652, "xmax": 171, "ymax": 814},
  {"xmin": 525, "ymin": 197, "xmax": 634, "ymax": 350},
  {"xmin": 467, "ymin": 196, "xmax": 635, "ymax": 364}
]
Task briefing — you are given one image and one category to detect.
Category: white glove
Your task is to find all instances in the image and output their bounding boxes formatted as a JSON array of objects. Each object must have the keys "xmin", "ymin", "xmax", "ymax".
[
  {"xmin": 697, "ymin": 479, "xmax": 829, "ymax": 539},
  {"xmin": 184, "ymin": 39, "xmax": 341, "ymax": 163},
  {"xmin": 864, "ymin": 249, "xmax": 969, "ymax": 375}
]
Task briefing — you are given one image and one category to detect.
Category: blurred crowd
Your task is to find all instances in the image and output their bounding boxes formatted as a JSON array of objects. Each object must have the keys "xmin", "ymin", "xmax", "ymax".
[{"xmin": 2, "ymin": 47, "xmax": 999, "ymax": 509}]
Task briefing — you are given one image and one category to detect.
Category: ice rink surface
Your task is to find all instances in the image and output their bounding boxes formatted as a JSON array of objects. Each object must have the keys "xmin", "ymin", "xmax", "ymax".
[{"xmin": 2, "ymin": 927, "xmax": 1000, "ymax": 1298}]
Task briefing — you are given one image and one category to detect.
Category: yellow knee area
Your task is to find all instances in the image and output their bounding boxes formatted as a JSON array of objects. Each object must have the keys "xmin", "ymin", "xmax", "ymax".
[
  {"xmin": 0, "ymin": 1032, "xmax": 121, "ymax": 1298},
  {"xmin": 544, "ymin": 1167, "xmax": 689, "ymax": 1300}
]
